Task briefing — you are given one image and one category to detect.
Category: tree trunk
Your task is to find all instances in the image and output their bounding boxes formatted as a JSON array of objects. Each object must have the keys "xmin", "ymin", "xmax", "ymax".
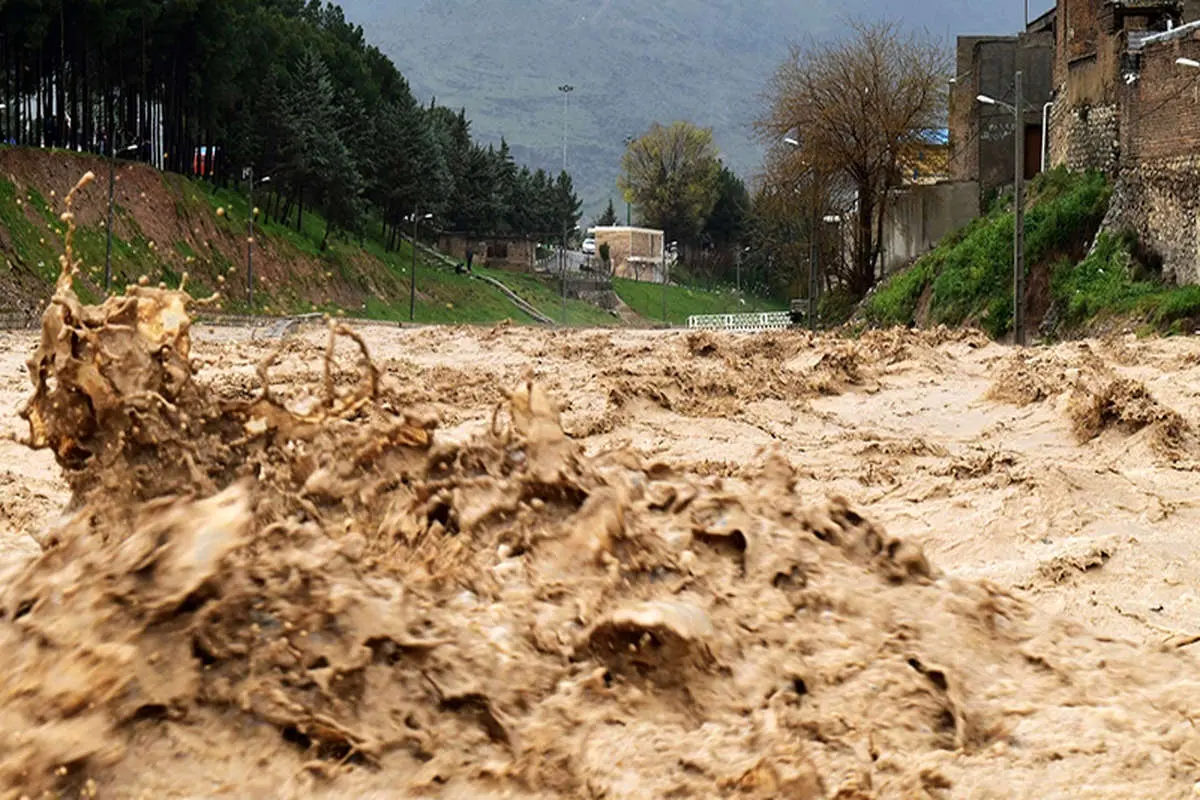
[{"xmin": 854, "ymin": 184, "xmax": 875, "ymax": 297}]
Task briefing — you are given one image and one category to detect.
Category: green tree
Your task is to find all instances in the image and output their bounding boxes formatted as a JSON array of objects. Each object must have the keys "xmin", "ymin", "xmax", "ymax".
[
  {"xmin": 597, "ymin": 198, "xmax": 618, "ymax": 227},
  {"xmin": 618, "ymin": 121, "xmax": 721, "ymax": 246}
]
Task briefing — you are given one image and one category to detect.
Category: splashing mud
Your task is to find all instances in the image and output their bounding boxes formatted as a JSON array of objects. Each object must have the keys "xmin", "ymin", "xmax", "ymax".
[{"xmin": 4, "ymin": 181, "xmax": 1200, "ymax": 798}]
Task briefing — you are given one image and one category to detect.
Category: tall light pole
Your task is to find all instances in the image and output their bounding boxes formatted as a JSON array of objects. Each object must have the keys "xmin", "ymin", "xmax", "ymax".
[
  {"xmin": 978, "ymin": 69, "xmax": 1027, "ymax": 346},
  {"xmin": 624, "ymin": 134, "xmax": 634, "ymax": 225},
  {"xmin": 662, "ymin": 240, "xmax": 671, "ymax": 324},
  {"xmin": 105, "ymin": 141, "xmax": 139, "ymax": 294},
  {"xmin": 409, "ymin": 212, "xmax": 434, "ymax": 322},
  {"xmin": 558, "ymin": 84, "xmax": 574, "ymax": 173},
  {"xmin": 245, "ymin": 169, "xmax": 270, "ymax": 310},
  {"xmin": 784, "ymin": 135, "xmax": 820, "ymax": 331}
]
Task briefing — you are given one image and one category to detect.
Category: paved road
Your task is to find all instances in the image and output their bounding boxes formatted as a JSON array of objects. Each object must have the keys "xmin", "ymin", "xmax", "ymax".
[{"xmin": 538, "ymin": 249, "xmax": 598, "ymax": 276}]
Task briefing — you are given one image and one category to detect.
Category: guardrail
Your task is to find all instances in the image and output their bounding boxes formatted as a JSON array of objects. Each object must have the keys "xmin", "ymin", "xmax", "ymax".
[{"xmin": 686, "ymin": 311, "xmax": 794, "ymax": 333}]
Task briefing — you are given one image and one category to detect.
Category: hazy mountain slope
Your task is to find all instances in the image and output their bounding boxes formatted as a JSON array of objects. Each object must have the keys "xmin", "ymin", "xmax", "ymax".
[{"xmin": 340, "ymin": 0, "xmax": 1042, "ymax": 216}]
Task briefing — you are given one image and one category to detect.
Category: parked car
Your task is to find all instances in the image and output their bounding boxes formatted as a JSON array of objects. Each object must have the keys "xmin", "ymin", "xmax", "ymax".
[{"xmin": 581, "ymin": 237, "xmax": 597, "ymax": 255}]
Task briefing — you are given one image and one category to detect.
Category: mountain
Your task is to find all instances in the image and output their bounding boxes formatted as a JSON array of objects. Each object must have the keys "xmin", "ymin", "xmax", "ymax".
[{"xmin": 338, "ymin": 0, "xmax": 1048, "ymax": 218}]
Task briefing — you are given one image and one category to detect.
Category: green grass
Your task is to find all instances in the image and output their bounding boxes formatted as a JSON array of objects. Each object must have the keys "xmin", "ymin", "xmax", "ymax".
[
  {"xmin": 864, "ymin": 168, "xmax": 1113, "ymax": 338},
  {"xmin": 1053, "ymin": 232, "xmax": 1200, "ymax": 334},
  {"xmin": 613, "ymin": 277, "xmax": 784, "ymax": 326},
  {"xmin": 476, "ymin": 266, "xmax": 621, "ymax": 326}
]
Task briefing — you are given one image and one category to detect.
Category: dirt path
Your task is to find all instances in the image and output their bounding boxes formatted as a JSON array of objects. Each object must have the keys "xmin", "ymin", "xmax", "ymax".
[{"xmin": 5, "ymin": 320, "xmax": 1200, "ymax": 797}]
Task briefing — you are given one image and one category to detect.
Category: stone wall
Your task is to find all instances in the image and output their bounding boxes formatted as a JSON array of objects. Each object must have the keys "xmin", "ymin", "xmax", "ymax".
[
  {"xmin": 1051, "ymin": 102, "xmax": 1121, "ymax": 173},
  {"xmin": 1107, "ymin": 25, "xmax": 1200, "ymax": 283},
  {"xmin": 1107, "ymin": 157, "xmax": 1200, "ymax": 283}
]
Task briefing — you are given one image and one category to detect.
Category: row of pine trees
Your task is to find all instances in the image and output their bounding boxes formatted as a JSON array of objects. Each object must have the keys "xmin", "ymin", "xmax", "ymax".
[{"xmin": 0, "ymin": 0, "xmax": 581, "ymax": 249}]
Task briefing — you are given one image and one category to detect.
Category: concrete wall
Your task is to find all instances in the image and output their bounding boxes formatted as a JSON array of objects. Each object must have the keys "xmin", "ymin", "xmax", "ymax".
[
  {"xmin": 949, "ymin": 29, "xmax": 1055, "ymax": 197},
  {"xmin": 438, "ymin": 235, "xmax": 536, "ymax": 271},
  {"xmin": 592, "ymin": 226, "xmax": 665, "ymax": 283},
  {"xmin": 882, "ymin": 181, "xmax": 981, "ymax": 274}
]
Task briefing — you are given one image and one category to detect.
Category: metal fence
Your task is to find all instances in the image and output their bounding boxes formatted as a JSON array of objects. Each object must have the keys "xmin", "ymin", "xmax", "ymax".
[{"xmin": 686, "ymin": 311, "xmax": 794, "ymax": 333}]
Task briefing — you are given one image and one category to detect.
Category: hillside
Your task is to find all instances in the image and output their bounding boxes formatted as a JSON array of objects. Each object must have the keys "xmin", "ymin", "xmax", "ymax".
[
  {"xmin": 861, "ymin": 168, "xmax": 1200, "ymax": 338},
  {"xmin": 338, "ymin": 0, "xmax": 1039, "ymax": 214},
  {"xmin": 0, "ymin": 148, "xmax": 777, "ymax": 328},
  {"xmin": 0, "ymin": 148, "xmax": 606, "ymax": 325}
]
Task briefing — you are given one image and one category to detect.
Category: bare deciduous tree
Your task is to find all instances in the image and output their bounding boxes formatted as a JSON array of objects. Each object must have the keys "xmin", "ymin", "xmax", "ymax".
[{"xmin": 758, "ymin": 21, "xmax": 949, "ymax": 296}]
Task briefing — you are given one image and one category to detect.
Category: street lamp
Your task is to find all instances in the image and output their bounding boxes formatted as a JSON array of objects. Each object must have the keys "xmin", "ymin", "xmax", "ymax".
[
  {"xmin": 1178, "ymin": 58, "xmax": 1200, "ymax": 69},
  {"xmin": 409, "ymin": 212, "xmax": 434, "ymax": 322},
  {"xmin": 561, "ymin": 223, "xmax": 579, "ymax": 326},
  {"xmin": 783, "ymin": 135, "xmax": 820, "ymax": 331},
  {"xmin": 558, "ymin": 84, "xmax": 575, "ymax": 173},
  {"xmin": 105, "ymin": 141, "xmax": 140, "ymax": 293},
  {"xmin": 624, "ymin": 134, "xmax": 634, "ymax": 225},
  {"xmin": 978, "ymin": 69, "xmax": 1028, "ymax": 346},
  {"xmin": 245, "ymin": 169, "xmax": 270, "ymax": 309}
]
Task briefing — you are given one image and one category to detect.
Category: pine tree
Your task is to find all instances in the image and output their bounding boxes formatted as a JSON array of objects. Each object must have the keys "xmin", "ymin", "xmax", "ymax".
[{"xmin": 597, "ymin": 198, "xmax": 618, "ymax": 227}]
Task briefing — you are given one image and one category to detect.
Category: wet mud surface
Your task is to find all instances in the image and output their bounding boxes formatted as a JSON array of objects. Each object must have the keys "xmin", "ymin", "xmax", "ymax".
[{"xmin": 5, "ymin": 202, "xmax": 1200, "ymax": 797}]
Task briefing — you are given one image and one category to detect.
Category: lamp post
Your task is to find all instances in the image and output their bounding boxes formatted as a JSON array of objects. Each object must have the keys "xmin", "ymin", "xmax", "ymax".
[
  {"xmin": 410, "ymin": 212, "xmax": 434, "ymax": 322},
  {"xmin": 784, "ymin": 135, "xmax": 820, "ymax": 331},
  {"xmin": 624, "ymin": 134, "xmax": 634, "ymax": 225},
  {"xmin": 561, "ymin": 223, "xmax": 579, "ymax": 326},
  {"xmin": 105, "ymin": 141, "xmax": 139, "ymax": 294},
  {"xmin": 245, "ymin": 169, "xmax": 270, "ymax": 309},
  {"xmin": 662, "ymin": 241, "xmax": 672, "ymax": 324},
  {"xmin": 978, "ymin": 69, "xmax": 1027, "ymax": 346},
  {"xmin": 558, "ymin": 84, "xmax": 574, "ymax": 173}
]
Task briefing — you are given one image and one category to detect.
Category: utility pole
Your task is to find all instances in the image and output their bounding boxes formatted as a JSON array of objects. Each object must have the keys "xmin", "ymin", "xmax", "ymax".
[
  {"xmin": 246, "ymin": 166, "xmax": 255, "ymax": 309},
  {"xmin": 809, "ymin": 177, "xmax": 820, "ymax": 332},
  {"xmin": 558, "ymin": 84, "xmax": 574, "ymax": 173},
  {"xmin": 245, "ymin": 169, "xmax": 269, "ymax": 310},
  {"xmin": 624, "ymin": 134, "xmax": 634, "ymax": 225},
  {"xmin": 978, "ymin": 74, "xmax": 1028, "ymax": 346},
  {"xmin": 411, "ymin": 213, "xmax": 419, "ymax": 321},
  {"xmin": 1013, "ymin": 70, "xmax": 1026, "ymax": 347},
  {"xmin": 105, "ymin": 141, "xmax": 139, "ymax": 294},
  {"xmin": 561, "ymin": 219, "xmax": 568, "ymax": 326},
  {"xmin": 661, "ymin": 240, "xmax": 668, "ymax": 325},
  {"xmin": 105, "ymin": 137, "xmax": 117, "ymax": 294},
  {"xmin": 409, "ymin": 213, "xmax": 432, "ymax": 322}
]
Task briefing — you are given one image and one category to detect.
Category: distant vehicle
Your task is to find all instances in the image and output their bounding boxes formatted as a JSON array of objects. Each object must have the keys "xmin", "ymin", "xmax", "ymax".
[{"xmin": 581, "ymin": 237, "xmax": 597, "ymax": 255}]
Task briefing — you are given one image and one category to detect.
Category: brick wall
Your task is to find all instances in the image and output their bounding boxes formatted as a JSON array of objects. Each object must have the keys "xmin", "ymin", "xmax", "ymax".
[
  {"xmin": 1123, "ymin": 31, "xmax": 1200, "ymax": 161},
  {"xmin": 1107, "ymin": 28, "xmax": 1200, "ymax": 283}
]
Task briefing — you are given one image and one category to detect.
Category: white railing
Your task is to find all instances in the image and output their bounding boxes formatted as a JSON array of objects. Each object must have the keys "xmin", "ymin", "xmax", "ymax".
[{"xmin": 686, "ymin": 311, "xmax": 794, "ymax": 332}]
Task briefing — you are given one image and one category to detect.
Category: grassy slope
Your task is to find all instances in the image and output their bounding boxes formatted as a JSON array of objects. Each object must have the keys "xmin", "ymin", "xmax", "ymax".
[
  {"xmin": 0, "ymin": 149, "xmax": 781, "ymax": 327},
  {"xmin": 613, "ymin": 277, "xmax": 785, "ymax": 326},
  {"xmin": 862, "ymin": 168, "xmax": 1200, "ymax": 338},
  {"xmin": 193, "ymin": 182, "xmax": 562, "ymax": 325}
]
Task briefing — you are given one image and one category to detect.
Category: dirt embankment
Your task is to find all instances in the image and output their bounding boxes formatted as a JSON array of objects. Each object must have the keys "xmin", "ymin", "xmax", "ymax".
[
  {"xmin": 0, "ymin": 148, "xmax": 408, "ymax": 316},
  {"xmin": 4, "ymin": 188, "xmax": 1200, "ymax": 798}
]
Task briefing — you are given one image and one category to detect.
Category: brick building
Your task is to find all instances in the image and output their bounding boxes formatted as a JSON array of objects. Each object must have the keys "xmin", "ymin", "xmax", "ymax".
[
  {"xmin": 437, "ymin": 233, "xmax": 538, "ymax": 271},
  {"xmin": 1049, "ymin": 0, "xmax": 1200, "ymax": 281},
  {"xmin": 949, "ymin": 11, "xmax": 1056, "ymax": 198}
]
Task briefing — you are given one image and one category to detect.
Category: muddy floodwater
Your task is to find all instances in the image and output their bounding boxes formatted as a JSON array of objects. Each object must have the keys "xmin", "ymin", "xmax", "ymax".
[{"xmin": 5, "ymin": 273, "xmax": 1200, "ymax": 798}]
